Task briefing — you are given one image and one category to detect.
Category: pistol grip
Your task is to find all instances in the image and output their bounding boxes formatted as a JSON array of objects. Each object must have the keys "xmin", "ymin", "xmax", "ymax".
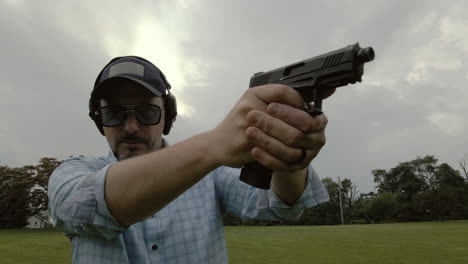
[{"xmin": 240, "ymin": 162, "xmax": 273, "ymax": 189}]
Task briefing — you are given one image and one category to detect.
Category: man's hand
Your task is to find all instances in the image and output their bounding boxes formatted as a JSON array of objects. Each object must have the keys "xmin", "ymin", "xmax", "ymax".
[
  {"xmin": 246, "ymin": 98, "xmax": 328, "ymax": 172},
  {"xmin": 245, "ymin": 84, "xmax": 328, "ymax": 204},
  {"xmin": 210, "ymin": 84, "xmax": 328, "ymax": 171}
]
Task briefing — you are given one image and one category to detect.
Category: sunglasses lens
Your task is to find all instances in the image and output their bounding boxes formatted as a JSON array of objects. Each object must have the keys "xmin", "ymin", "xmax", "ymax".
[
  {"xmin": 100, "ymin": 106, "xmax": 126, "ymax": 126},
  {"xmin": 99, "ymin": 105, "xmax": 161, "ymax": 126},
  {"xmin": 135, "ymin": 105, "xmax": 161, "ymax": 125}
]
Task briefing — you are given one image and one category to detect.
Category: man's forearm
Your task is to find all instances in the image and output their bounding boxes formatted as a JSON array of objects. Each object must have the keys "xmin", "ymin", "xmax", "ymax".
[
  {"xmin": 271, "ymin": 168, "xmax": 307, "ymax": 206},
  {"xmin": 105, "ymin": 131, "xmax": 221, "ymax": 226}
]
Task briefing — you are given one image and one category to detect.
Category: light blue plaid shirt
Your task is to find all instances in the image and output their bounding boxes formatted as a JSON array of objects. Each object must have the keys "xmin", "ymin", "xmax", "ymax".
[{"xmin": 48, "ymin": 151, "xmax": 329, "ymax": 263}]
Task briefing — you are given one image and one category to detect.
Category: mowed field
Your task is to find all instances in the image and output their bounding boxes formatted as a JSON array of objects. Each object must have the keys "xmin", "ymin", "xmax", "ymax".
[{"xmin": 0, "ymin": 221, "xmax": 467, "ymax": 264}]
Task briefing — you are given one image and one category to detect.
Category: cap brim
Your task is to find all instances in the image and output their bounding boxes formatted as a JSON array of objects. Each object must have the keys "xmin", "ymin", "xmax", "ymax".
[{"xmin": 93, "ymin": 76, "xmax": 164, "ymax": 98}]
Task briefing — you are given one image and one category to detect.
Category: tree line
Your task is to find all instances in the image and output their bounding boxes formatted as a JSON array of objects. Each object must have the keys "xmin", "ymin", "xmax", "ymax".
[
  {"xmin": 224, "ymin": 155, "xmax": 468, "ymax": 226},
  {"xmin": 1, "ymin": 154, "xmax": 467, "ymax": 228}
]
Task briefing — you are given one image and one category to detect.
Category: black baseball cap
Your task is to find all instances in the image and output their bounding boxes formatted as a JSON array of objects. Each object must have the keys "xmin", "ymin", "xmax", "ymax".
[{"xmin": 91, "ymin": 56, "xmax": 171, "ymax": 99}]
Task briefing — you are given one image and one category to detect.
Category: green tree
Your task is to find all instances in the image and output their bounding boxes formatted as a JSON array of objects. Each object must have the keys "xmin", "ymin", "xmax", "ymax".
[
  {"xmin": 436, "ymin": 163, "xmax": 465, "ymax": 187},
  {"xmin": 435, "ymin": 163, "xmax": 467, "ymax": 219},
  {"xmin": 0, "ymin": 166, "xmax": 36, "ymax": 228},
  {"xmin": 0, "ymin": 157, "xmax": 61, "ymax": 228},
  {"xmin": 30, "ymin": 157, "xmax": 62, "ymax": 213},
  {"xmin": 459, "ymin": 153, "xmax": 468, "ymax": 180},
  {"xmin": 353, "ymin": 192, "xmax": 377, "ymax": 224},
  {"xmin": 373, "ymin": 160, "xmax": 425, "ymax": 221},
  {"xmin": 292, "ymin": 177, "xmax": 360, "ymax": 225},
  {"xmin": 373, "ymin": 155, "xmax": 467, "ymax": 222},
  {"xmin": 340, "ymin": 178, "xmax": 358, "ymax": 222},
  {"xmin": 363, "ymin": 192, "xmax": 398, "ymax": 222}
]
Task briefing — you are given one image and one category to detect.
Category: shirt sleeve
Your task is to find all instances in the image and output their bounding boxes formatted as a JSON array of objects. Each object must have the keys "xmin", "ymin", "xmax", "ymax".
[
  {"xmin": 214, "ymin": 165, "xmax": 329, "ymax": 222},
  {"xmin": 48, "ymin": 157, "xmax": 128, "ymax": 240}
]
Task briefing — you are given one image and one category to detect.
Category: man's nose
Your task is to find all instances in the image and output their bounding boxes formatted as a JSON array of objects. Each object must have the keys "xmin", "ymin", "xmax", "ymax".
[{"xmin": 122, "ymin": 112, "xmax": 140, "ymax": 134}]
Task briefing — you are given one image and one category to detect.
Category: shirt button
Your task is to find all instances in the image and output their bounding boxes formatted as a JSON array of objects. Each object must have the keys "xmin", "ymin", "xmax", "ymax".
[{"xmin": 152, "ymin": 244, "xmax": 158, "ymax": 251}]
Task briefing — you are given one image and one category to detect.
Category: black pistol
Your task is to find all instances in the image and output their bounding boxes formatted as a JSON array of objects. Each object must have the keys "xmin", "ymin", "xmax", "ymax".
[{"xmin": 240, "ymin": 43, "xmax": 375, "ymax": 189}]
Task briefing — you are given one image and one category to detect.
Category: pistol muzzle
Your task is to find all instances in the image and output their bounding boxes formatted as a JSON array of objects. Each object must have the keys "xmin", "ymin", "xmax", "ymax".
[{"xmin": 357, "ymin": 47, "xmax": 375, "ymax": 63}]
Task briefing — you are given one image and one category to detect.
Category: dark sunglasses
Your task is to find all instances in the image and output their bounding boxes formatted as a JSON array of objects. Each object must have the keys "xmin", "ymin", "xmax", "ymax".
[{"xmin": 95, "ymin": 104, "xmax": 163, "ymax": 127}]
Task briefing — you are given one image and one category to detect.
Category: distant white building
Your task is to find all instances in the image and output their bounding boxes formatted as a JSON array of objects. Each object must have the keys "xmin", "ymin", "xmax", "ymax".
[{"xmin": 26, "ymin": 214, "xmax": 48, "ymax": 228}]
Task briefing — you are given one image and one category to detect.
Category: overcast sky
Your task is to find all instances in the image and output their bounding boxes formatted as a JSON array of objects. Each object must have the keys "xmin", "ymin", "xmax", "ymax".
[{"xmin": 1, "ymin": 0, "xmax": 467, "ymax": 192}]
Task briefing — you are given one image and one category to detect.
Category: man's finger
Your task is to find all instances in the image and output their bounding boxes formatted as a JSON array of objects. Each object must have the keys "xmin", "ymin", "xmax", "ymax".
[
  {"xmin": 267, "ymin": 103, "xmax": 328, "ymax": 133},
  {"xmin": 245, "ymin": 126, "xmax": 304, "ymax": 163},
  {"xmin": 247, "ymin": 110, "xmax": 305, "ymax": 147},
  {"xmin": 251, "ymin": 84, "xmax": 304, "ymax": 109},
  {"xmin": 251, "ymin": 147, "xmax": 304, "ymax": 171}
]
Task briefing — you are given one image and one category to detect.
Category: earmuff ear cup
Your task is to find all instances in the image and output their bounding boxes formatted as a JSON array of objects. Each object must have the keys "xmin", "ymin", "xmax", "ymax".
[
  {"xmin": 89, "ymin": 98, "xmax": 105, "ymax": 136},
  {"xmin": 163, "ymin": 93, "xmax": 177, "ymax": 135}
]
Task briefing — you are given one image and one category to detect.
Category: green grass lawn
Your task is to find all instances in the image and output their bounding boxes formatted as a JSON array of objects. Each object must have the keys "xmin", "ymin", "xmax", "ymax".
[
  {"xmin": 0, "ymin": 228, "xmax": 71, "ymax": 264},
  {"xmin": 225, "ymin": 221, "xmax": 468, "ymax": 264},
  {"xmin": 1, "ymin": 221, "xmax": 467, "ymax": 264}
]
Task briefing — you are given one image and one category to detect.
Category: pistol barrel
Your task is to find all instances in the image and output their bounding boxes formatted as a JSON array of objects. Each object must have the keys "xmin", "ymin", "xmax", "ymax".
[{"xmin": 357, "ymin": 47, "xmax": 375, "ymax": 63}]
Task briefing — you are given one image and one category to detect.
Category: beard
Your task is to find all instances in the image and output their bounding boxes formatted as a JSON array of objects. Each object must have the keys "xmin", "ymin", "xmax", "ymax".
[
  {"xmin": 113, "ymin": 134, "xmax": 150, "ymax": 160},
  {"xmin": 113, "ymin": 137, "xmax": 161, "ymax": 161},
  {"xmin": 114, "ymin": 146, "xmax": 144, "ymax": 161}
]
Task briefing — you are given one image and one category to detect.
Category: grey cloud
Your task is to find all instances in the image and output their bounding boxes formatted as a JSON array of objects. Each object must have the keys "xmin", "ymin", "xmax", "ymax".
[{"xmin": 1, "ymin": 0, "xmax": 467, "ymax": 193}]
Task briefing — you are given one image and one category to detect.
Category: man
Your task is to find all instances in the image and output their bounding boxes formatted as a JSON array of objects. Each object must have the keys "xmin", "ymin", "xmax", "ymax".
[{"xmin": 48, "ymin": 56, "xmax": 330, "ymax": 263}]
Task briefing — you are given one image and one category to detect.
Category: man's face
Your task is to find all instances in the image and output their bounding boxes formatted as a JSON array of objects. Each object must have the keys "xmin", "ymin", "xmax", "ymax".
[{"xmin": 100, "ymin": 82, "xmax": 165, "ymax": 160}]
